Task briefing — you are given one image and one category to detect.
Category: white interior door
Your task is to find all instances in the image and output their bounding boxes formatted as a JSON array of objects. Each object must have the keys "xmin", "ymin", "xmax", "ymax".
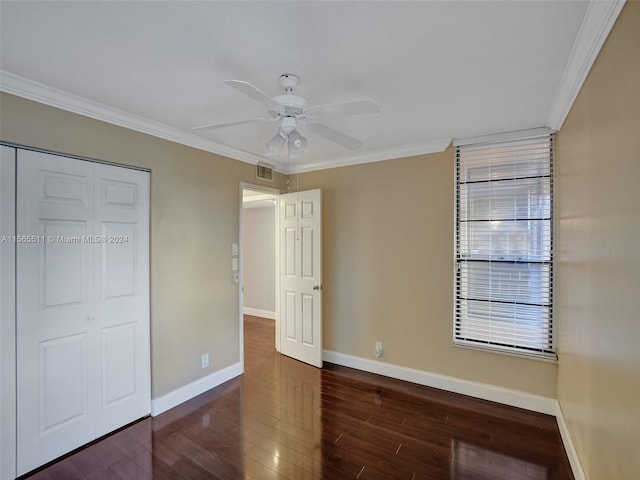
[
  {"xmin": 16, "ymin": 150, "xmax": 150, "ymax": 474},
  {"xmin": 279, "ymin": 189, "xmax": 322, "ymax": 368}
]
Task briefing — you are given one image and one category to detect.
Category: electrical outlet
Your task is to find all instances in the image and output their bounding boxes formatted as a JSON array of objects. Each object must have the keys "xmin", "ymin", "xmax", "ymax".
[
  {"xmin": 375, "ymin": 341, "xmax": 383, "ymax": 357},
  {"xmin": 233, "ymin": 272, "xmax": 239, "ymax": 283},
  {"xmin": 201, "ymin": 353, "xmax": 209, "ymax": 369}
]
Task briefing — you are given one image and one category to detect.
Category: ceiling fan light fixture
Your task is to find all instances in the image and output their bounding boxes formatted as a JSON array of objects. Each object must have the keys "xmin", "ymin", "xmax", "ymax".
[
  {"xmin": 266, "ymin": 132, "xmax": 286, "ymax": 155},
  {"xmin": 280, "ymin": 116, "xmax": 297, "ymax": 135},
  {"xmin": 288, "ymin": 129, "xmax": 307, "ymax": 155},
  {"xmin": 197, "ymin": 74, "xmax": 379, "ymax": 158}
]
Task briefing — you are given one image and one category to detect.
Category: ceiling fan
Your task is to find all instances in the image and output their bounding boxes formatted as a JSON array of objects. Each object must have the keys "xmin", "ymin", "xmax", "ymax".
[{"xmin": 193, "ymin": 74, "xmax": 380, "ymax": 157}]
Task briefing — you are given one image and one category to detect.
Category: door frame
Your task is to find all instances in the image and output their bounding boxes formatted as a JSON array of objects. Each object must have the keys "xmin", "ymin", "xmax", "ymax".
[
  {"xmin": 238, "ymin": 182, "xmax": 283, "ymax": 368},
  {"xmin": 1, "ymin": 145, "xmax": 17, "ymax": 480}
]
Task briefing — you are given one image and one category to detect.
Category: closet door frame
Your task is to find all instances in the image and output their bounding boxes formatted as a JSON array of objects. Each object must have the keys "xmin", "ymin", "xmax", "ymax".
[
  {"xmin": 0, "ymin": 143, "xmax": 151, "ymax": 479},
  {"xmin": 1, "ymin": 145, "xmax": 17, "ymax": 480}
]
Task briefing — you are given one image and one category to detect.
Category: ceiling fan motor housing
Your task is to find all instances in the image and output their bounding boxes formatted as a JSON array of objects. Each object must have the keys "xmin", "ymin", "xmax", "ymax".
[
  {"xmin": 269, "ymin": 95, "xmax": 308, "ymax": 119},
  {"xmin": 269, "ymin": 74, "xmax": 308, "ymax": 120}
]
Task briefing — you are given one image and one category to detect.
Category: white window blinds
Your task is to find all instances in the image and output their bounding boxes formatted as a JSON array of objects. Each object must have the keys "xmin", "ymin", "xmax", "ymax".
[{"xmin": 454, "ymin": 134, "xmax": 555, "ymax": 359}]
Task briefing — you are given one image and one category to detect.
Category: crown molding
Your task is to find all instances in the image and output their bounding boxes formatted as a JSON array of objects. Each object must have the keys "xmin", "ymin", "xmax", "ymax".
[
  {"xmin": 1, "ymin": 71, "xmax": 451, "ymax": 175},
  {"xmin": 546, "ymin": 0, "xmax": 626, "ymax": 130},
  {"xmin": 0, "ymin": 71, "xmax": 265, "ymax": 166},
  {"xmin": 286, "ymin": 138, "xmax": 452, "ymax": 174}
]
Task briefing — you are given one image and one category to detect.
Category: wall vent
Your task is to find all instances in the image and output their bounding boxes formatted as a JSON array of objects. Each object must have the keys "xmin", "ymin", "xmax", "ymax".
[{"xmin": 256, "ymin": 164, "xmax": 273, "ymax": 181}]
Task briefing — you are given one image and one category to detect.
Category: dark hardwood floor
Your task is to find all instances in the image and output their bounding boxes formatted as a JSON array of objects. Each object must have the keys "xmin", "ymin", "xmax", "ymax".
[{"xmin": 23, "ymin": 315, "xmax": 573, "ymax": 479}]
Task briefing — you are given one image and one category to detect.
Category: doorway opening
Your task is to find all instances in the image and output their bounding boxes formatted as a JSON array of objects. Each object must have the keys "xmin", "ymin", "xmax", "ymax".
[
  {"xmin": 239, "ymin": 184, "xmax": 323, "ymax": 370},
  {"xmin": 239, "ymin": 184, "xmax": 281, "ymax": 369}
]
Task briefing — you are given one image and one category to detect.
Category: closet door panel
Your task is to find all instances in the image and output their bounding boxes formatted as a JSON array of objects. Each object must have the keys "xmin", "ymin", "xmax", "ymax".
[
  {"xmin": 41, "ymin": 220, "xmax": 88, "ymax": 307},
  {"xmin": 101, "ymin": 222, "xmax": 136, "ymax": 299},
  {"xmin": 16, "ymin": 150, "xmax": 95, "ymax": 475},
  {"xmin": 94, "ymin": 164, "xmax": 150, "ymax": 436}
]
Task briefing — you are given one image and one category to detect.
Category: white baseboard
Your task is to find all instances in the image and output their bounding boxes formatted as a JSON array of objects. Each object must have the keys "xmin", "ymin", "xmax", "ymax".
[
  {"xmin": 243, "ymin": 307, "xmax": 275, "ymax": 320},
  {"xmin": 151, "ymin": 362, "xmax": 243, "ymax": 416},
  {"xmin": 556, "ymin": 401, "xmax": 587, "ymax": 480},
  {"xmin": 322, "ymin": 350, "xmax": 557, "ymax": 415}
]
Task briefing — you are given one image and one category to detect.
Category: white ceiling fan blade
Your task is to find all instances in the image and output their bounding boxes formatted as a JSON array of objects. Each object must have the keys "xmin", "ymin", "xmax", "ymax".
[
  {"xmin": 305, "ymin": 123, "xmax": 363, "ymax": 150},
  {"xmin": 306, "ymin": 99, "xmax": 380, "ymax": 118},
  {"xmin": 224, "ymin": 80, "xmax": 279, "ymax": 109},
  {"xmin": 192, "ymin": 117, "xmax": 274, "ymax": 131}
]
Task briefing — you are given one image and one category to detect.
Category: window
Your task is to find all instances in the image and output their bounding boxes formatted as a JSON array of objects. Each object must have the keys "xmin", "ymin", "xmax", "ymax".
[{"xmin": 454, "ymin": 133, "xmax": 555, "ymax": 359}]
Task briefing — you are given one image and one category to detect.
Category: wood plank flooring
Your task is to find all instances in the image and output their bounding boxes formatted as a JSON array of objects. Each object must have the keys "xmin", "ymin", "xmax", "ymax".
[{"xmin": 22, "ymin": 315, "xmax": 573, "ymax": 479}]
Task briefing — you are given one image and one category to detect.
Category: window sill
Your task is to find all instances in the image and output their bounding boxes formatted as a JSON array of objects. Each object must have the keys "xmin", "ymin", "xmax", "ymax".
[{"xmin": 453, "ymin": 340, "xmax": 558, "ymax": 363}]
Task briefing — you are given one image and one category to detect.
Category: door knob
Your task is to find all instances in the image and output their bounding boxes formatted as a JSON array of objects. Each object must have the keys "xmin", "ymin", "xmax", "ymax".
[{"xmin": 313, "ymin": 284, "xmax": 321, "ymax": 291}]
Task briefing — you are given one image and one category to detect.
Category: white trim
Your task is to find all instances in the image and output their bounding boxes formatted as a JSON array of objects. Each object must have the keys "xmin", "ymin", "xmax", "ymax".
[
  {"xmin": 274, "ymin": 193, "xmax": 281, "ymax": 353},
  {"xmin": 453, "ymin": 341, "xmax": 558, "ymax": 363},
  {"xmin": 323, "ymin": 350, "xmax": 557, "ymax": 415},
  {"xmin": 150, "ymin": 362, "xmax": 243, "ymax": 417},
  {"xmin": 546, "ymin": 0, "xmax": 626, "ymax": 130},
  {"xmin": 556, "ymin": 401, "xmax": 587, "ymax": 480},
  {"xmin": 453, "ymin": 127, "xmax": 555, "ymax": 147},
  {"xmin": 288, "ymin": 138, "xmax": 452, "ymax": 174},
  {"xmin": 238, "ymin": 185, "xmax": 245, "ymax": 375},
  {"xmin": 243, "ymin": 307, "xmax": 276, "ymax": 320},
  {"xmin": 0, "ymin": 146, "xmax": 17, "ymax": 480},
  {"xmin": 0, "ymin": 71, "xmax": 265, "ymax": 166}
]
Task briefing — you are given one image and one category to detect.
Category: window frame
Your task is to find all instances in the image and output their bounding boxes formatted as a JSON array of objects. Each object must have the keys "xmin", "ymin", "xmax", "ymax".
[{"xmin": 453, "ymin": 133, "xmax": 556, "ymax": 361}]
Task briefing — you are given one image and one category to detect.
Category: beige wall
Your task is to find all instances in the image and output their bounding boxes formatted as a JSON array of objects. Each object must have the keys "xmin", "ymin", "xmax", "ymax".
[
  {"xmin": 0, "ymin": 93, "xmax": 287, "ymax": 397},
  {"xmin": 295, "ymin": 150, "xmax": 558, "ymax": 397},
  {"xmin": 555, "ymin": 2, "xmax": 640, "ymax": 479}
]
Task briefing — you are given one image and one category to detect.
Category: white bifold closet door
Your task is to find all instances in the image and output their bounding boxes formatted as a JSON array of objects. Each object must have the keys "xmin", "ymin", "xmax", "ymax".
[{"xmin": 16, "ymin": 149, "xmax": 150, "ymax": 475}]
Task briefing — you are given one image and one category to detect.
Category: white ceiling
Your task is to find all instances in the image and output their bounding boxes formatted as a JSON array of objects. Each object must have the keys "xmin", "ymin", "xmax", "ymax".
[{"xmin": 0, "ymin": 1, "xmax": 624, "ymax": 173}]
